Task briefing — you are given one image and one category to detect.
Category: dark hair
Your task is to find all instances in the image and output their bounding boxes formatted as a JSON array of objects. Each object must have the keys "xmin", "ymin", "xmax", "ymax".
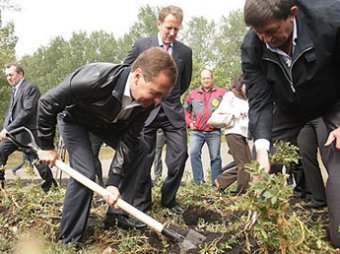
[
  {"xmin": 230, "ymin": 74, "xmax": 247, "ymax": 99},
  {"xmin": 158, "ymin": 5, "xmax": 183, "ymax": 24},
  {"xmin": 231, "ymin": 74, "xmax": 245, "ymax": 91},
  {"xmin": 244, "ymin": 0, "xmax": 294, "ymax": 27},
  {"xmin": 131, "ymin": 47, "xmax": 178, "ymax": 86},
  {"xmin": 4, "ymin": 62, "xmax": 25, "ymax": 76}
]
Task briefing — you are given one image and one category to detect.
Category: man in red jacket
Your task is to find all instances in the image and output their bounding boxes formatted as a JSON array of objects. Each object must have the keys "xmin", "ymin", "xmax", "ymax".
[{"xmin": 183, "ymin": 69, "xmax": 226, "ymax": 187}]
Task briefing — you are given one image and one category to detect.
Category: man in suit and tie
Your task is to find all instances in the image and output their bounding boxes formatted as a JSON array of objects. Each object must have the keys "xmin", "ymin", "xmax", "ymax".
[
  {"xmin": 0, "ymin": 63, "xmax": 57, "ymax": 191},
  {"xmin": 118, "ymin": 5, "xmax": 192, "ymax": 215}
]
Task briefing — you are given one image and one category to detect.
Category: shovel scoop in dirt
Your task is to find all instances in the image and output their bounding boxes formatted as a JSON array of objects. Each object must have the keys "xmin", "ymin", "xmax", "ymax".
[{"xmin": 6, "ymin": 127, "xmax": 206, "ymax": 253}]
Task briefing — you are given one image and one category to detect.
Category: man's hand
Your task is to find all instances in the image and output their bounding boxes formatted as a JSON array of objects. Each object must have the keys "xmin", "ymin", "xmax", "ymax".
[
  {"xmin": 104, "ymin": 186, "xmax": 121, "ymax": 208},
  {"xmin": 252, "ymin": 149, "xmax": 270, "ymax": 182},
  {"xmin": 325, "ymin": 127, "xmax": 340, "ymax": 149},
  {"xmin": 0, "ymin": 129, "xmax": 8, "ymax": 141},
  {"xmin": 256, "ymin": 148, "xmax": 271, "ymax": 173},
  {"xmin": 37, "ymin": 149, "xmax": 58, "ymax": 168},
  {"xmin": 189, "ymin": 121, "xmax": 197, "ymax": 130}
]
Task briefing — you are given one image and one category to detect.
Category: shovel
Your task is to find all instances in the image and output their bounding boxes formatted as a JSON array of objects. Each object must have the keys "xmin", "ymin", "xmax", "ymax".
[{"xmin": 6, "ymin": 127, "xmax": 206, "ymax": 253}]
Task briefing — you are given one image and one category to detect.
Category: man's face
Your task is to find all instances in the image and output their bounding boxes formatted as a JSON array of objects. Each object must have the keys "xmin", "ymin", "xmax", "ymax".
[
  {"xmin": 5, "ymin": 66, "xmax": 23, "ymax": 87},
  {"xmin": 130, "ymin": 69, "xmax": 173, "ymax": 108},
  {"xmin": 200, "ymin": 70, "xmax": 213, "ymax": 91},
  {"xmin": 253, "ymin": 15, "xmax": 295, "ymax": 49},
  {"xmin": 157, "ymin": 14, "xmax": 181, "ymax": 45}
]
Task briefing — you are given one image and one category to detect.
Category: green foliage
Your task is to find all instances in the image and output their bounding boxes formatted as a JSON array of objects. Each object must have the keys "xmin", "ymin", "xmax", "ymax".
[
  {"xmin": 213, "ymin": 10, "xmax": 247, "ymax": 86},
  {"xmin": 270, "ymin": 140, "xmax": 300, "ymax": 168},
  {"xmin": 235, "ymin": 141, "xmax": 334, "ymax": 253},
  {"xmin": 0, "ymin": 21, "xmax": 17, "ymax": 124},
  {"xmin": 22, "ymin": 31, "xmax": 119, "ymax": 94}
]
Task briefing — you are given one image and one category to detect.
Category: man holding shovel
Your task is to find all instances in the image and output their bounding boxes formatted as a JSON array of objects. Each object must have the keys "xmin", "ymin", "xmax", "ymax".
[{"xmin": 36, "ymin": 47, "xmax": 178, "ymax": 244}]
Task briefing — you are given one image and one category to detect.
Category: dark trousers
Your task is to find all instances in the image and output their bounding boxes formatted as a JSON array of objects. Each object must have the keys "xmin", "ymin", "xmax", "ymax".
[
  {"xmin": 89, "ymin": 134, "xmax": 104, "ymax": 186},
  {"xmin": 132, "ymin": 110, "xmax": 188, "ymax": 211},
  {"xmin": 153, "ymin": 128, "xmax": 166, "ymax": 180},
  {"xmin": 271, "ymin": 101, "xmax": 340, "ymax": 248},
  {"xmin": 57, "ymin": 113, "xmax": 148, "ymax": 243},
  {"xmin": 297, "ymin": 117, "xmax": 328, "ymax": 203},
  {"xmin": 0, "ymin": 137, "xmax": 55, "ymax": 192},
  {"xmin": 216, "ymin": 134, "xmax": 251, "ymax": 193}
]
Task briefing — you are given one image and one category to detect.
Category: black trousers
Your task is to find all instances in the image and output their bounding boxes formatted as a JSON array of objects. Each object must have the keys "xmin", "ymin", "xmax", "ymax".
[
  {"xmin": 57, "ymin": 113, "xmax": 149, "ymax": 243},
  {"xmin": 129, "ymin": 110, "xmax": 188, "ymax": 211},
  {"xmin": 0, "ymin": 134, "xmax": 55, "ymax": 192},
  {"xmin": 297, "ymin": 117, "xmax": 328, "ymax": 203},
  {"xmin": 271, "ymin": 101, "xmax": 340, "ymax": 248}
]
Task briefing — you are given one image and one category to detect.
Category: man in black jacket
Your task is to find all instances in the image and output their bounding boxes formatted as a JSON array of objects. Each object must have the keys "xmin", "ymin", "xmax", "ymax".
[
  {"xmin": 241, "ymin": 0, "xmax": 340, "ymax": 247},
  {"xmin": 37, "ymin": 47, "xmax": 178, "ymax": 244},
  {"xmin": 0, "ymin": 63, "xmax": 57, "ymax": 192}
]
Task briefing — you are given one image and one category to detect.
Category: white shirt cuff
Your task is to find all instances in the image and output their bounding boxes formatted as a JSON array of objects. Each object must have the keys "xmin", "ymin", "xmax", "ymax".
[{"xmin": 254, "ymin": 139, "xmax": 270, "ymax": 151}]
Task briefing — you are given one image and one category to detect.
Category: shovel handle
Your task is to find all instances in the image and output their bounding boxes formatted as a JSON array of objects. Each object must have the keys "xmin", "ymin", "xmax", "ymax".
[
  {"xmin": 54, "ymin": 159, "xmax": 165, "ymax": 233},
  {"xmin": 5, "ymin": 127, "xmax": 183, "ymax": 242}
]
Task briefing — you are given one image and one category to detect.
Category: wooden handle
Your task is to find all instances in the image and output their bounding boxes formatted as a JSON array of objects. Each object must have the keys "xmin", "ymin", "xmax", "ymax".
[{"xmin": 55, "ymin": 159, "xmax": 164, "ymax": 233}]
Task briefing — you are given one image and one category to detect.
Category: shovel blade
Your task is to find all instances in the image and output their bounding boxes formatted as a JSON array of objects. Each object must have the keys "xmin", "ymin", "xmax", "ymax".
[
  {"xmin": 186, "ymin": 229, "xmax": 206, "ymax": 246},
  {"xmin": 180, "ymin": 229, "xmax": 206, "ymax": 253}
]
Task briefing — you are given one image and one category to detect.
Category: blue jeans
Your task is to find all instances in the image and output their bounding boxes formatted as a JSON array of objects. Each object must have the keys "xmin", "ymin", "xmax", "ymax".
[{"xmin": 189, "ymin": 130, "xmax": 222, "ymax": 185}]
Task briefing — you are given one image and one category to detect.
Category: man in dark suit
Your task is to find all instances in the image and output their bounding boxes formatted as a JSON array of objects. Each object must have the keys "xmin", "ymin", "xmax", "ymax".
[
  {"xmin": 121, "ymin": 5, "xmax": 192, "ymax": 215},
  {"xmin": 37, "ymin": 47, "xmax": 178, "ymax": 244},
  {"xmin": 0, "ymin": 63, "xmax": 57, "ymax": 191}
]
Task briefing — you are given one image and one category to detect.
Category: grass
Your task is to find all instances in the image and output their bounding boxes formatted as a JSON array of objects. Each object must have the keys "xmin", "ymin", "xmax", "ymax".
[
  {"xmin": 1, "ymin": 143, "xmax": 339, "ymax": 253},
  {"xmin": 0, "ymin": 174, "xmax": 339, "ymax": 254}
]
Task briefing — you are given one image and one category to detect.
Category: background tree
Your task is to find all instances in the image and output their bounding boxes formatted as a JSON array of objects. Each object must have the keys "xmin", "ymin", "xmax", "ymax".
[
  {"xmin": 22, "ymin": 31, "xmax": 118, "ymax": 93},
  {"xmin": 213, "ymin": 10, "xmax": 247, "ymax": 87},
  {"xmin": 0, "ymin": 0, "xmax": 19, "ymax": 124},
  {"xmin": 116, "ymin": 5, "xmax": 158, "ymax": 60},
  {"xmin": 0, "ymin": 19, "xmax": 18, "ymax": 124},
  {"xmin": 182, "ymin": 16, "xmax": 217, "ymax": 93},
  {"xmin": 18, "ymin": 5, "xmax": 247, "ymax": 104}
]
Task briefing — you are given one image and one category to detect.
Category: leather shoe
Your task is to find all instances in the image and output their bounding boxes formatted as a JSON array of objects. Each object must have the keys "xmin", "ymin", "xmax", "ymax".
[
  {"xmin": 166, "ymin": 205, "xmax": 184, "ymax": 215},
  {"xmin": 115, "ymin": 214, "xmax": 147, "ymax": 230}
]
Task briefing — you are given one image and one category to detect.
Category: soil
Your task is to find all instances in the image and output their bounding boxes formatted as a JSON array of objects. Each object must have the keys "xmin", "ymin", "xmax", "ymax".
[{"xmin": 2, "ymin": 177, "xmax": 331, "ymax": 254}]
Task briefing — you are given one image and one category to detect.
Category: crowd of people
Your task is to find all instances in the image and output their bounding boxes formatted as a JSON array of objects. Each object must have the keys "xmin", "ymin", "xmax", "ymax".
[{"xmin": 1, "ymin": 0, "xmax": 340, "ymax": 249}]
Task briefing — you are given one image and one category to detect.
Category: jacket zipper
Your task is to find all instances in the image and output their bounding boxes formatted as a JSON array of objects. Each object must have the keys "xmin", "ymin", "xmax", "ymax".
[{"xmin": 263, "ymin": 47, "xmax": 313, "ymax": 93}]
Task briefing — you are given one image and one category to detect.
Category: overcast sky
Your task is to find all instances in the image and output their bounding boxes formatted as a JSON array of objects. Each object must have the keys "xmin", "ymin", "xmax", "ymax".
[{"xmin": 3, "ymin": 0, "xmax": 245, "ymax": 58}]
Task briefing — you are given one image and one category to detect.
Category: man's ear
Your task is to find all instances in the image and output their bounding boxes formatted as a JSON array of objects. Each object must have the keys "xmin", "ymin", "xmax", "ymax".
[
  {"xmin": 290, "ymin": 6, "xmax": 298, "ymax": 18},
  {"xmin": 133, "ymin": 68, "xmax": 143, "ymax": 84}
]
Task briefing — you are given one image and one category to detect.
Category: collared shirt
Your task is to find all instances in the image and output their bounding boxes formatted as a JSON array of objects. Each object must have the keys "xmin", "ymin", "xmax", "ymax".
[
  {"xmin": 266, "ymin": 18, "xmax": 297, "ymax": 68},
  {"xmin": 13, "ymin": 78, "xmax": 24, "ymax": 96},
  {"xmin": 158, "ymin": 33, "xmax": 173, "ymax": 55},
  {"xmin": 112, "ymin": 73, "xmax": 140, "ymax": 123},
  {"xmin": 255, "ymin": 19, "xmax": 297, "ymax": 151}
]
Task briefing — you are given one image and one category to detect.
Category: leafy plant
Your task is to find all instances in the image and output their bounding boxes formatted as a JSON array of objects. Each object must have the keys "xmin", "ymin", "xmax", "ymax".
[{"xmin": 235, "ymin": 141, "xmax": 335, "ymax": 253}]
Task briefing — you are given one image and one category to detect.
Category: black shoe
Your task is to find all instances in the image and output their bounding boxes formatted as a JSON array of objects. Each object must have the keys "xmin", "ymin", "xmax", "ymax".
[
  {"xmin": 104, "ymin": 214, "xmax": 147, "ymax": 229},
  {"xmin": 305, "ymin": 200, "xmax": 327, "ymax": 209},
  {"xmin": 41, "ymin": 178, "xmax": 58, "ymax": 193},
  {"xmin": 166, "ymin": 205, "xmax": 184, "ymax": 215},
  {"xmin": 230, "ymin": 190, "xmax": 246, "ymax": 196},
  {"xmin": 292, "ymin": 191, "xmax": 306, "ymax": 199}
]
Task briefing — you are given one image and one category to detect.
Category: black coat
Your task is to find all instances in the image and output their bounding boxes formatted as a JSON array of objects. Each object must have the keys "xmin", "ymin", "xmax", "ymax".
[
  {"xmin": 241, "ymin": 0, "xmax": 340, "ymax": 141},
  {"xmin": 4, "ymin": 79, "xmax": 42, "ymax": 145},
  {"xmin": 123, "ymin": 36, "xmax": 192, "ymax": 128},
  {"xmin": 38, "ymin": 63, "xmax": 152, "ymax": 179}
]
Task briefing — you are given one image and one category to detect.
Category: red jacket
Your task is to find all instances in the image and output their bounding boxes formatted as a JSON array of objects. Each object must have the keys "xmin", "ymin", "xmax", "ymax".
[{"xmin": 183, "ymin": 85, "xmax": 226, "ymax": 131}]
